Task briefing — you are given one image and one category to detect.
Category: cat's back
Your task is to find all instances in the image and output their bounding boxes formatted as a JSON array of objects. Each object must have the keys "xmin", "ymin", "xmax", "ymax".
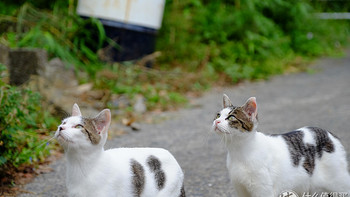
[
  {"xmin": 104, "ymin": 147, "xmax": 185, "ymax": 196},
  {"xmin": 277, "ymin": 126, "xmax": 342, "ymax": 153},
  {"xmin": 103, "ymin": 147, "xmax": 184, "ymax": 180},
  {"xmin": 271, "ymin": 126, "xmax": 345, "ymax": 166},
  {"xmin": 270, "ymin": 126, "xmax": 350, "ymax": 193},
  {"xmin": 105, "ymin": 147, "xmax": 180, "ymax": 165}
]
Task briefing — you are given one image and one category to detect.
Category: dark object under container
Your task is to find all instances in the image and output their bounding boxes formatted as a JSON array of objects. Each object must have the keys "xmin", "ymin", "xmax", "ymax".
[
  {"xmin": 101, "ymin": 20, "xmax": 157, "ymax": 62},
  {"xmin": 76, "ymin": 0, "xmax": 165, "ymax": 62}
]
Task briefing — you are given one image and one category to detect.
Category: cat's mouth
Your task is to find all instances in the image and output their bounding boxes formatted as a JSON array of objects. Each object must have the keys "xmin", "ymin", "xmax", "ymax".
[
  {"xmin": 214, "ymin": 126, "xmax": 230, "ymax": 134},
  {"xmin": 56, "ymin": 132, "xmax": 74, "ymax": 144}
]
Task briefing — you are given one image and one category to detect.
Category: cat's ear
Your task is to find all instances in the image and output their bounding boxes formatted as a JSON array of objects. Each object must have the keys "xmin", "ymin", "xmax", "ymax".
[
  {"xmin": 93, "ymin": 109, "xmax": 111, "ymax": 134},
  {"xmin": 242, "ymin": 97, "xmax": 258, "ymax": 121},
  {"xmin": 72, "ymin": 103, "xmax": 82, "ymax": 116},
  {"xmin": 223, "ymin": 94, "xmax": 233, "ymax": 108}
]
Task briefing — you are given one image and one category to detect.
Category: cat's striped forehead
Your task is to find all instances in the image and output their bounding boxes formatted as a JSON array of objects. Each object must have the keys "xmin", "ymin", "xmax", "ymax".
[
  {"xmin": 220, "ymin": 106, "xmax": 239, "ymax": 116},
  {"xmin": 227, "ymin": 106, "xmax": 239, "ymax": 114}
]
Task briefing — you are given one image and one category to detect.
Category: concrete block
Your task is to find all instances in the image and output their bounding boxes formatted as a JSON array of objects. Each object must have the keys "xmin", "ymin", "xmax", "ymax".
[
  {"xmin": 0, "ymin": 45, "xmax": 9, "ymax": 66},
  {"xmin": 8, "ymin": 48, "xmax": 47, "ymax": 86}
]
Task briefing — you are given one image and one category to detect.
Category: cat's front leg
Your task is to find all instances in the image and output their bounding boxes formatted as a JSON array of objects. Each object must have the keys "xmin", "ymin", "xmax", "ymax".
[
  {"xmin": 232, "ymin": 182, "xmax": 250, "ymax": 197},
  {"xmin": 232, "ymin": 182, "xmax": 274, "ymax": 197},
  {"xmin": 243, "ymin": 175, "xmax": 274, "ymax": 197},
  {"xmin": 250, "ymin": 184, "xmax": 274, "ymax": 197}
]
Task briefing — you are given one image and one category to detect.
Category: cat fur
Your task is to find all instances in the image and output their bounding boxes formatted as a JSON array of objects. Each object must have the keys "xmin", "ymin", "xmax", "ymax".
[
  {"xmin": 212, "ymin": 94, "xmax": 350, "ymax": 197},
  {"xmin": 55, "ymin": 104, "xmax": 185, "ymax": 197}
]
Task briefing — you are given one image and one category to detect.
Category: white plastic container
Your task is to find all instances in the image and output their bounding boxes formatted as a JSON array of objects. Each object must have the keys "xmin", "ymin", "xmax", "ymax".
[
  {"xmin": 76, "ymin": 0, "xmax": 165, "ymax": 61},
  {"xmin": 77, "ymin": 0, "xmax": 165, "ymax": 30}
]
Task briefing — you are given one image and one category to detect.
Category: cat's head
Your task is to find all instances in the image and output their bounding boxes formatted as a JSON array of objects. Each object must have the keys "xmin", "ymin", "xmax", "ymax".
[
  {"xmin": 55, "ymin": 103, "xmax": 111, "ymax": 151},
  {"xmin": 212, "ymin": 94, "xmax": 258, "ymax": 136}
]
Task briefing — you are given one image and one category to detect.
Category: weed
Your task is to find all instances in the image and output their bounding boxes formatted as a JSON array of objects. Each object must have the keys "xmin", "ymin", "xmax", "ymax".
[{"xmin": 0, "ymin": 64, "xmax": 59, "ymax": 181}]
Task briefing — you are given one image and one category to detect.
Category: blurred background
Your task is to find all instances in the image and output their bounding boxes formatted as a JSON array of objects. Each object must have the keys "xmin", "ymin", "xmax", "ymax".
[{"xmin": 0, "ymin": 0, "xmax": 349, "ymax": 194}]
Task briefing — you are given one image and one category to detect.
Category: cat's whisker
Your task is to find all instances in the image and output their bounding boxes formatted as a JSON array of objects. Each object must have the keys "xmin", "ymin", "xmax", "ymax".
[
  {"xmin": 203, "ymin": 129, "xmax": 213, "ymax": 148},
  {"xmin": 225, "ymin": 135, "xmax": 230, "ymax": 147},
  {"xmin": 76, "ymin": 157, "xmax": 88, "ymax": 178},
  {"xmin": 34, "ymin": 135, "xmax": 56, "ymax": 149},
  {"xmin": 66, "ymin": 142, "xmax": 72, "ymax": 154},
  {"xmin": 220, "ymin": 135, "xmax": 225, "ymax": 147},
  {"xmin": 220, "ymin": 134, "xmax": 227, "ymax": 148}
]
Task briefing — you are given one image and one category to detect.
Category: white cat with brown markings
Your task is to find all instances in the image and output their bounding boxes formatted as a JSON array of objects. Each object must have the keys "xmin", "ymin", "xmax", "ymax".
[
  {"xmin": 212, "ymin": 94, "xmax": 350, "ymax": 197},
  {"xmin": 55, "ymin": 104, "xmax": 185, "ymax": 197}
]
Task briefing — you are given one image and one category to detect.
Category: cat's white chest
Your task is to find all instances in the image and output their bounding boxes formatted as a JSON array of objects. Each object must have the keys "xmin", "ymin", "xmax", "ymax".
[
  {"xmin": 226, "ymin": 150, "xmax": 271, "ymax": 183},
  {"xmin": 225, "ymin": 133, "xmax": 289, "ymax": 196},
  {"xmin": 66, "ymin": 161, "xmax": 112, "ymax": 196}
]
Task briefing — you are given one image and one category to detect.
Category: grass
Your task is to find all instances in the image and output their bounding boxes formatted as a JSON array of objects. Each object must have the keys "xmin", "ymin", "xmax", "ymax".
[
  {"xmin": 94, "ymin": 62, "xmax": 209, "ymax": 112},
  {"xmin": 0, "ymin": 64, "xmax": 60, "ymax": 187}
]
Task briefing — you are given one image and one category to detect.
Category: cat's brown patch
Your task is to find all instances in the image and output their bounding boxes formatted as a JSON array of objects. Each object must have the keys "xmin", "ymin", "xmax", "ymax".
[
  {"xmin": 281, "ymin": 127, "xmax": 335, "ymax": 175},
  {"xmin": 81, "ymin": 118, "xmax": 101, "ymax": 145},
  {"xmin": 229, "ymin": 107, "xmax": 254, "ymax": 132},
  {"xmin": 131, "ymin": 159, "xmax": 145, "ymax": 197},
  {"xmin": 147, "ymin": 155, "xmax": 166, "ymax": 190}
]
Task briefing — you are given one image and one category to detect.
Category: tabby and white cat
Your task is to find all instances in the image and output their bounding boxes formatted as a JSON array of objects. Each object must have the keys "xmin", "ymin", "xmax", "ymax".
[
  {"xmin": 55, "ymin": 104, "xmax": 185, "ymax": 197},
  {"xmin": 212, "ymin": 94, "xmax": 350, "ymax": 197}
]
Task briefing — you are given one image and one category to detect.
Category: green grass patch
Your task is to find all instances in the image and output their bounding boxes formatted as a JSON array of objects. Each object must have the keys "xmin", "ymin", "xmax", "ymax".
[
  {"xmin": 95, "ymin": 64, "xmax": 209, "ymax": 111},
  {"xmin": 0, "ymin": 64, "xmax": 59, "ymax": 182}
]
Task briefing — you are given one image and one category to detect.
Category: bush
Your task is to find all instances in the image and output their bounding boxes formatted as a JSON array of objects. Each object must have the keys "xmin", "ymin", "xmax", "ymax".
[
  {"xmin": 156, "ymin": 0, "xmax": 350, "ymax": 82},
  {"xmin": 0, "ymin": 64, "xmax": 59, "ymax": 179},
  {"xmin": 0, "ymin": 3, "xmax": 107, "ymax": 75}
]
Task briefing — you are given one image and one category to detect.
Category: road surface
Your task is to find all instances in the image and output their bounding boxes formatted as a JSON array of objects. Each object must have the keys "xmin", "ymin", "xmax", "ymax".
[{"xmin": 19, "ymin": 50, "xmax": 350, "ymax": 197}]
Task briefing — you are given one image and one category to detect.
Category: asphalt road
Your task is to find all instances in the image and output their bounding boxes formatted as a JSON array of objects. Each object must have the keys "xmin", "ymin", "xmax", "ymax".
[{"xmin": 19, "ymin": 50, "xmax": 350, "ymax": 197}]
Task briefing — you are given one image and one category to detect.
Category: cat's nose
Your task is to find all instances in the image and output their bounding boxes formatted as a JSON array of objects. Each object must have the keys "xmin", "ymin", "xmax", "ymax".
[
  {"xmin": 215, "ymin": 120, "xmax": 221, "ymax": 125},
  {"xmin": 59, "ymin": 126, "xmax": 64, "ymax": 131}
]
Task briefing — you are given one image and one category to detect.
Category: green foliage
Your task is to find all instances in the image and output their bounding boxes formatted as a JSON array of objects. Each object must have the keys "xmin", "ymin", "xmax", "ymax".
[
  {"xmin": 0, "ymin": 3, "xmax": 107, "ymax": 74},
  {"xmin": 310, "ymin": 0, "xmax": 350, "ymax": 12},
  {"xmin": 156, "ymin": 0, "xmax": 350, "ymax": 82},
  {"xmin": 0, "ymin": 64, "xmax": 59, "ymax": 173}
]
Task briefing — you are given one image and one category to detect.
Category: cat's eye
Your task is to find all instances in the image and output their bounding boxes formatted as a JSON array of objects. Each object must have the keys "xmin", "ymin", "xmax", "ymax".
[
  {"xmin": 74, "ymin": 124, "xmax": 84, "ymax": 129},
  {"xmin": 215, "ymin": 113, "xmax": 221, "ymax": 119},
  {"xmin": 227, "ymin": 115, "xmax": 235, "ymax": 121}
]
